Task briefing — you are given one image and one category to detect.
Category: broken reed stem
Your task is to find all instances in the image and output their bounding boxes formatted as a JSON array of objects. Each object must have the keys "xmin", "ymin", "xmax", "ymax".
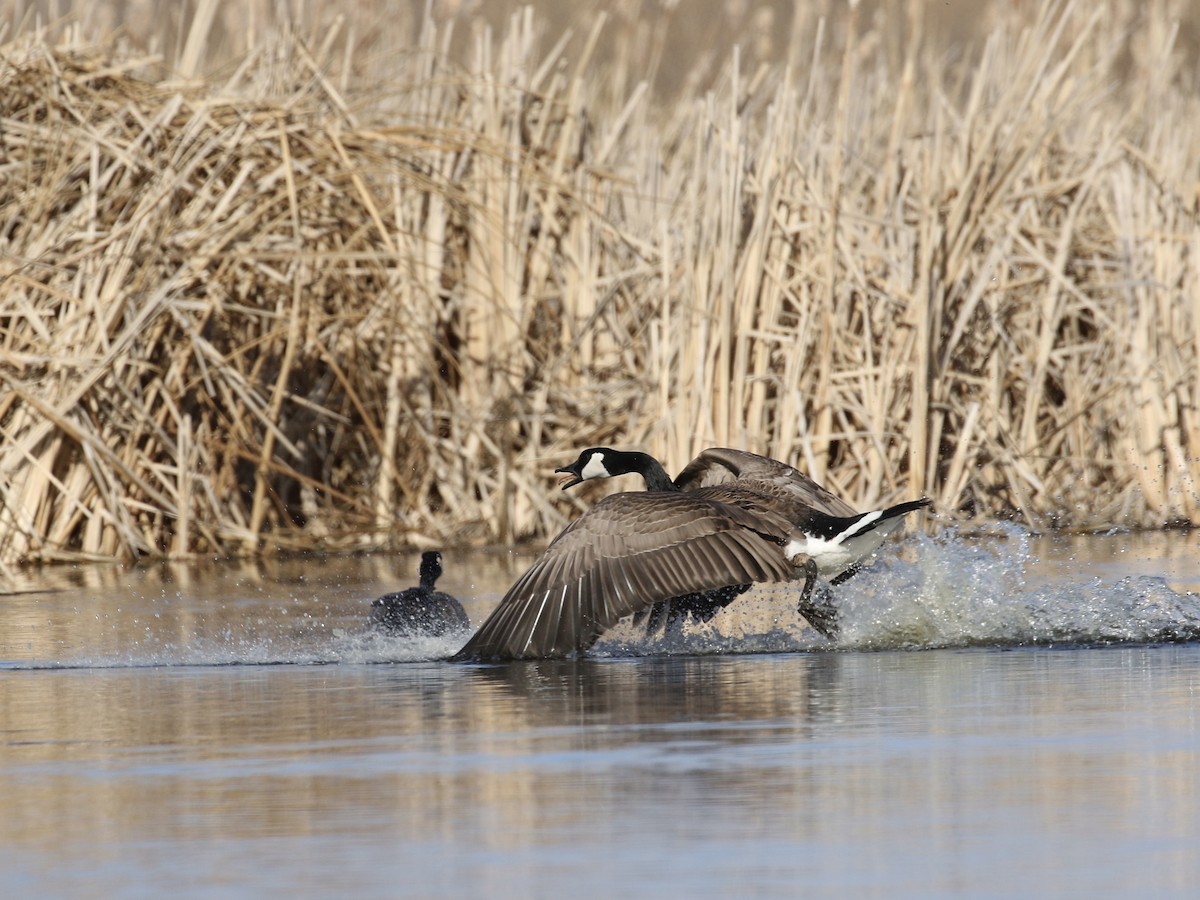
[{"xmin": 1, "ymin": 0, "xmax": 1199, "ymax": 573}]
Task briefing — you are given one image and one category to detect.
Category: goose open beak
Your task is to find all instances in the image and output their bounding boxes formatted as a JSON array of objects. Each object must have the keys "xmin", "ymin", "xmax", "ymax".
[{"xmin": 554, "ymin": 465, "xmax": 584, "ymax": 490}]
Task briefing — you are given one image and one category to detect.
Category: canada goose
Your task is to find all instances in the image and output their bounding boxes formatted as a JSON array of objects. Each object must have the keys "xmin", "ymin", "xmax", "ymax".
[
  {"xmin": 452, "ymin": 448, "xmax": 929, "ymax": 661},
  {"xmin": 371, "ymin": 551, "xmax": 470, "ymax": 637},
  {"xmin": 557, "ymin": 447, "xmax": 866, "ymax": 636}
]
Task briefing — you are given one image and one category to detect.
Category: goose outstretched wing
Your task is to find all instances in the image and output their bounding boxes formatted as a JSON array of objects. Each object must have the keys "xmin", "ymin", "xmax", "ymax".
[{"xmin": 453, "ymin": 491, "xmax": 797, "ymax": 661}]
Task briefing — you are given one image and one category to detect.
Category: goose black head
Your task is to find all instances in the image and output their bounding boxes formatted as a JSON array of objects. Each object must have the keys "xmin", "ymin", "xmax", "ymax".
[{"xmin": 555, "ymin": 448, "xmax": 616, "ymax": 490}]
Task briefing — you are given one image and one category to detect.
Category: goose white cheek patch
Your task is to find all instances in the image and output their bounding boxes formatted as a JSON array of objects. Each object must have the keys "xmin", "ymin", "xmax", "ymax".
[{"xmin": 580, "ymin": 452, "xmax": 610, "ymax": 481}]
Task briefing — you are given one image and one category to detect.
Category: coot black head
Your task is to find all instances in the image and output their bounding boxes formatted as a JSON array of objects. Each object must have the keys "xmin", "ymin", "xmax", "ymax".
[{"xmin": 418, "ymin": 550, "xmax": 443, "ymax": 590}]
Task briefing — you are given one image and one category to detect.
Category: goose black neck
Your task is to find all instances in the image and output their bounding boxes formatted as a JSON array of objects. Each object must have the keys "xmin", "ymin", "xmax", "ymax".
[{"xmin": 621, "ymin": 451, "xmax": 678, "ymax": 492}]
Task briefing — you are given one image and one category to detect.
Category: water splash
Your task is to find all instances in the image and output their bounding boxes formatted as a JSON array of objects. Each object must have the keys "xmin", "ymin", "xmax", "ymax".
[
  {"xmin": 0, "ymin": 605, "xmax": 474, "ymax": 669},
  {"xmin": 1, "ymin": 629, "xmax": 477, "ymax": 670},
  {"xmin": 329, "ymin": 626, "xmax": 472, "ymax": 665},
  {"xmin": 834, "ymin": 526, "xmax": 1200, "ymax": 649},
  {"xmin": 589, "ymin": 525, "xmax": 1200, "ymax": 656}
]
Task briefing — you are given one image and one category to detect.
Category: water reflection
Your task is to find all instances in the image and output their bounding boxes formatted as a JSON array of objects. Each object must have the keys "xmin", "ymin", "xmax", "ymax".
[
  {"xmin": 0, "ymin": 656, "xmax": 841, "ymax": 847},
  {"xmin": 2, "ymin": 647, "xmax": 1198, "ymax": 896}
]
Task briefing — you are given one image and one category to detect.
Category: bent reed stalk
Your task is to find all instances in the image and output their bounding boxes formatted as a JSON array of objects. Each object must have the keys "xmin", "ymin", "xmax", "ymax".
[{"xmin": 1, "ymin": 0, "xmax": 1198, "ymax": 572}]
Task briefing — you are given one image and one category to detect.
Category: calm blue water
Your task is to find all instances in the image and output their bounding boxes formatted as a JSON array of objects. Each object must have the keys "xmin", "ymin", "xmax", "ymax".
[{"xmin": 1, "ymin": 530, "xmax": 1199, "ymax": 898}]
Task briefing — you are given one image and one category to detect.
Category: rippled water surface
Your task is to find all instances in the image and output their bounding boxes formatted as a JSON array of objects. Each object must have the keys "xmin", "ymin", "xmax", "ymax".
[{"xmin": 2, "ymin": 530, "xmax": 1199, "ymax": 897}]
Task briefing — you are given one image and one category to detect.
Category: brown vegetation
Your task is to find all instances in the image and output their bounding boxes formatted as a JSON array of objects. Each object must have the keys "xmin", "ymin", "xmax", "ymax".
[{"xmin": 1, "ymin": 0, "xmax": 1198, "ymax": 575}]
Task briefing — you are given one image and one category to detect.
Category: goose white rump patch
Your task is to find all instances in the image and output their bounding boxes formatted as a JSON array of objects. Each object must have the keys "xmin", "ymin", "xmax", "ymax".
[{"xmin": 785, "ymin": 510, "xmax": 906, "ymax": 576}]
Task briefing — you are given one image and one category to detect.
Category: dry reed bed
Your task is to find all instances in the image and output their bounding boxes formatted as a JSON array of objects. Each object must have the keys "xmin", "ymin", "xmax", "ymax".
[{"xmin": 1, "ymin": 1, "xmax": 1198, "ymax": 574}]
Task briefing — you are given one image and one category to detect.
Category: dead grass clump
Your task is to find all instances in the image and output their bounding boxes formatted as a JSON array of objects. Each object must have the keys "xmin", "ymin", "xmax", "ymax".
[{"xmin": 1, "ymin": 0, "xmax": 1199, "ymax": 573}]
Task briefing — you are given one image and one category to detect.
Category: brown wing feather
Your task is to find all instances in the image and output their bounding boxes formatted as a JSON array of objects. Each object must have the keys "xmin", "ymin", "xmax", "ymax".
[
  {"xmin": 452, "ymin": 492, "xmax": 798, "ymax": 660},
  {"xmin": 675, "ymin": 448, "xmax": 859, "ymax": 517}
]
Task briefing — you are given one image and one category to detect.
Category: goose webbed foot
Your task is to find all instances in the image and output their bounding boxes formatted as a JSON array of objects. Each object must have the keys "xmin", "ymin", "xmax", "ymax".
[{"xmin": 793, "ymin": 556, "xmax": 839, "ymax": 640}]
